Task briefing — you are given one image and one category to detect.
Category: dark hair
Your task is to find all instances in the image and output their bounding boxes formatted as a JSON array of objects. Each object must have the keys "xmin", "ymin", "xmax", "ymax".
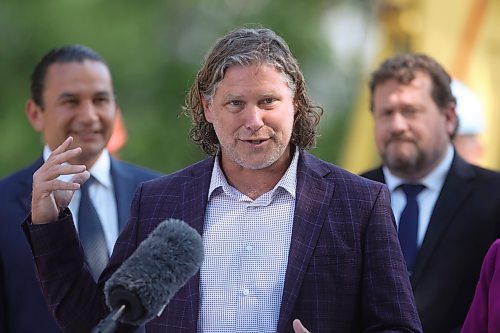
[
  {"xmin": 184, "ymin": 27, "xmax": 323, "ymax": 155},
  {"xmin": 369, "ymin": 53, "xmax": 456, "ymax": 112},
  {"xmin": 30, "ymin": 45, "xmax": 108, "ymax": 107}
]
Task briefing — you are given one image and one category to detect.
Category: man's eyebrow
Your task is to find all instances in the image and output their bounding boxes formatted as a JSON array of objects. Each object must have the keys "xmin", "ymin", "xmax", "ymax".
[
  {"xmin": 94, "ymin": 91, "xmax": 112, "ymax": 97},
  {"xmin": 259, "ymin": 92, "xmax": 278, "ymax": 99},
  {"xmin": 221, "ymin": 93, "xmax": 243, "ymax": 102},
  {"xmin": 57, "ymin": 90, "xmax": 112, "ymax": 100},
  {"xmin": 57, "ymin": 92, "xmax": 78, "ymax": 101}
]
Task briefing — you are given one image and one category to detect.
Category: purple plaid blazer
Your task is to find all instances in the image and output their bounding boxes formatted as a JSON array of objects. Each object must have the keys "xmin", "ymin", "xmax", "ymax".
[{"xmin": 23, "ymin": 151, "xmax": 422, "ymax": 333}]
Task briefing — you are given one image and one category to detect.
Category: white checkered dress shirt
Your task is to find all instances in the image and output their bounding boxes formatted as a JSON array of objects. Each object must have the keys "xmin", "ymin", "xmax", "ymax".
[{"xmin": 197, "ymin": 149, "xmax": 298, "ymax": 333}]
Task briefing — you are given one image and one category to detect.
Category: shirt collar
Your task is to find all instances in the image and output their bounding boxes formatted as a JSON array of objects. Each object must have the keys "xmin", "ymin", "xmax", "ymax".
[
  {"xmin": 383, "ymin": 144, "xmax": 454, "ymax": 192},
  {"xmin": 208, "ymin": 146, "xmax": 299, "ymax": 200},
  {"xmin": 43, "ymin": 145, "xmax": 112, "ymax": 188}
]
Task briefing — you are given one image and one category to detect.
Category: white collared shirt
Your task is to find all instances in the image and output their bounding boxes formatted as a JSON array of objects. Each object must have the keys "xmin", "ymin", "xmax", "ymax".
[
  {"xmin": 383, "ymin": 144, "xmax": 454, "ymax": 246},
  {"xmin": 43, "ymin": 145, "xmax": 118, "ymax": 253},
  {"xmin": 197, "ymin": 148, "xmax": 299, "ymax": 333}
]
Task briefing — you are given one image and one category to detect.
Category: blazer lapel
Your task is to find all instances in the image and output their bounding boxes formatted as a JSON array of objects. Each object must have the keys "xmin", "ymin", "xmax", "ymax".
[
  {"xmin": 16, "ymin": 157, "xmax": 44, "ymax": 213},
  {"xmin": 175, "ymin": 157, "xmax": 214, "ymax": 331},
  {"xmin": 277, "ymin": 152, "xmax": 335, "ymax": 333},
  {"xmin": 110, "ymin": 159, "xmax": 137, "ymax": 231},
  {"xmin": 411, "ymin": 155, "xmax": 475, "ymax": 285},
  {"xmin": 366, "ymin": 167, "xmax": 385, "ymax": 184},
  {"xmin": 18, "ymin": 176, "xmax": 33, "ymax": 213},
  {"xmin": 180, "ymin": 158, "xmax": 213, "ymax": 236}
]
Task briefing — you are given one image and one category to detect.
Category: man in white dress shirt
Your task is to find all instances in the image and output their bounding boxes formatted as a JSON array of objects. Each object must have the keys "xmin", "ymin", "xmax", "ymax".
[
  {"xmin": 0, "ymin": 45, "xmax": 160, "ymax": 332},
  {"xmin": 361, "ymin": 53, "xmax": 500, "ymax": 333}
]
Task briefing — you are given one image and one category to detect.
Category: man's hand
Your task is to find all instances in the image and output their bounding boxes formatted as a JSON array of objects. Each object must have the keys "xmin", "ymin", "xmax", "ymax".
[
  {"xmin": 31, "ymin": 137, "xmax": 90, "ymax": 224},
  {"xmin": 293, "ymin": 319, "xmax": 311, "ymax": 333}
]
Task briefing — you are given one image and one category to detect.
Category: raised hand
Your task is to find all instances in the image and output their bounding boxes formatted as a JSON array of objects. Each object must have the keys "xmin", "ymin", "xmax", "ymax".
[
  {"xmin": 31, "ymin": 137, "xmax": 90, "ymax": 224},
  {"xmin": 293, "ymin": 319, "xmax": 311, "ymax": 333}
]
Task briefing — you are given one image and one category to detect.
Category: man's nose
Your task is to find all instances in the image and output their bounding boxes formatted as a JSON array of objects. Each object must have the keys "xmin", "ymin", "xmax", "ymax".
[
  {"xmin": 389, "ymin": 112, "xmax": 410, "ymax": 133},
  {"xmin": 79, "ymin": 101, "xmax": 99, "ymax": 123},
  {"xmin": 243, "ymin": 105, "xmax": 265, "ymax": 131}
]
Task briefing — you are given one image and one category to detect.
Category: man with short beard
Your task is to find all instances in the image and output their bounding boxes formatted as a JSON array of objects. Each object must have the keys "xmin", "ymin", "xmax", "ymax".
[{"xmin": 361, "ymin": 53, "xmax": 500, "ymax": 333}]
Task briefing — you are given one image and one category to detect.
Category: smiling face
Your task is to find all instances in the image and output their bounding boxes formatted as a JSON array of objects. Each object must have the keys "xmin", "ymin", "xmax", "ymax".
[
  {"xmin": 26, "ymin": 60, "xmax": 117, "ymax": 167},
  {"xmin": 372, "ymin": 71, "xmax": 456, "ymax": 180},
  {"xmin": 202, "ymin": 63, "xmax": 296, "ymax": 171}
]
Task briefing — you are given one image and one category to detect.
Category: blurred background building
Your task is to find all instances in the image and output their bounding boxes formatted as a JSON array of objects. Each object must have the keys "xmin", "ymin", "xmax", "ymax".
[{"xmin": 1, "ymin": 0, "xmax": 499, "ymax": 176}]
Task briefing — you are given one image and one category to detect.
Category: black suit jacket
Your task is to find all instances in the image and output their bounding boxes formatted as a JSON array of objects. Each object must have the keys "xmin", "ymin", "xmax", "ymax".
[
  {"xmin": 0, "ymin": 156, "xmax": 161, "ymax": 333},
  {"xmin": 361, "ymin": 153, "xmax": 500, "ymax": 333}
]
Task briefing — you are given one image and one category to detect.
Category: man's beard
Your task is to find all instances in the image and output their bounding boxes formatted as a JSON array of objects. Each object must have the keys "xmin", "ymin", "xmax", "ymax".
[
  {"xmin": 382, "ymin": 141, "xmax": 426, "ymax": 176},
  {"xmin": 224, "ymin": 139, "xmax": 288, "ymax": 170}
]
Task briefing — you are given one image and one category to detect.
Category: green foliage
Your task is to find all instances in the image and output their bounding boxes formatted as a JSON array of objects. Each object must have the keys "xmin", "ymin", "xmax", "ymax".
[{"xmin": 0, "ymin": 0, "xmax": 365, "ymax": 176}]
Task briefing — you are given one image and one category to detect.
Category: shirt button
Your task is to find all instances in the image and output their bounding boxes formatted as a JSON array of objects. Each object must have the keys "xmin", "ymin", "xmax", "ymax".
[
  {"xmin": 246, "ymin": 245, "xmax": 252, "ymax": 251},
  {"xmin": 243, "ymin": 288, "xmax": 250, "ymax": 296}
]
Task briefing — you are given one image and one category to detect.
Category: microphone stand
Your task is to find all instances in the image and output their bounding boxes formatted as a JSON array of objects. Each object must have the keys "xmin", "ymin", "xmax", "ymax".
[{"xmin": 91, "ymin": 304, "xmax": 126, "ymax": 333}]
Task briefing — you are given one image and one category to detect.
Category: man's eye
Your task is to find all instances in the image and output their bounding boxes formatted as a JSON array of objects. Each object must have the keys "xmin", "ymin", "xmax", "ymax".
[
  {"xmin": 62, "ymin": 100, "xmax": 78, "ymax": 106},
  {"xmin": 402, "ymin": 108, "xmax": 417, "ymax": 117},
  {"xmin": 94, "ymin": 97, "xmax": 110, "ymax": 104},
  {"xmin": 376, "ymin": 109, "xmax": 392, "ymax": 119}
]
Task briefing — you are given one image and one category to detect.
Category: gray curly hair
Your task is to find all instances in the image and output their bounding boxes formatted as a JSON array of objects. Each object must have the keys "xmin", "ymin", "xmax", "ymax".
[{"xmin": 183, "ymin": 27, "xmax": 323, "ymax": 155}]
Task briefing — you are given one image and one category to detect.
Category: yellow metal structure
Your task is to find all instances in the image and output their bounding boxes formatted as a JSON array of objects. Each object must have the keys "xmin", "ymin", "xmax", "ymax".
[{"xmin": 341, "ymin": 0, "xmax": 500, "ymax": 172}]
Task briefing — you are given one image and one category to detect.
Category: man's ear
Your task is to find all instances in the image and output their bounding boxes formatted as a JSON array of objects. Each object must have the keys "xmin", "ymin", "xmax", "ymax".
[
  {"xmin": 445, "ymin": 102, "xmax": 458, "ymax": 137},
  {"xmin": 107, "ymin": 106, "xmax": 128, "ymax": 154},
  {"xmin": 25, "ymin": 99, "xmax": 45, "ymax": 132},
  {"xmin": 202, "ymin": 97, "xmax": 213, "ymax": 124}
]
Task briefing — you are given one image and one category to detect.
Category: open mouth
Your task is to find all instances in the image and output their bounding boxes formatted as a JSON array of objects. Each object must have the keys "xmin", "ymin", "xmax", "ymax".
[{"xmin": 247, "ymin": 139, "xmax": 266, "ymax": 144}]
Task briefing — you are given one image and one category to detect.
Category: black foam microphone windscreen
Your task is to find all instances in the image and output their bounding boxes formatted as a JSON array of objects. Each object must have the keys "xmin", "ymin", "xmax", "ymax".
[{"xmin": 103, "ymin": 219, "xmax": 204, "ymax": 326}]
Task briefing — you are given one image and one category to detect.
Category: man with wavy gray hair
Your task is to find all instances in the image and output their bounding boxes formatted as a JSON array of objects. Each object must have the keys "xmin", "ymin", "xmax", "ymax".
[{"xmin": 22, "ymin": 27, "xmax": 421, "ymax": 332}]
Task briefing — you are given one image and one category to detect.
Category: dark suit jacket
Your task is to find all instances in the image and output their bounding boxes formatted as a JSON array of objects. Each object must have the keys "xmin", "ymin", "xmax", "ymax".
[
  {"xmin": 361, "ymin": 153, "xmax": 500, "ymax": 333},
  {"xmin": 23, "ymin": 151, "xmax": 422, "ymax": 333},
  {"xmin": 0, "ymin": 156, "xmax": 161, "ymax": 333}
]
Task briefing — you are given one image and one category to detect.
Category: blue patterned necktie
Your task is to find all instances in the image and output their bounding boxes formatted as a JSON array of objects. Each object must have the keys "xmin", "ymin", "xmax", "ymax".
[
  {"xmin": 398, "ymin": 184, "xmax": 425, "ymax": 272},
  {"xmin": 78, "ymin": 177, "xmax": 109, "ymax": 281}
]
